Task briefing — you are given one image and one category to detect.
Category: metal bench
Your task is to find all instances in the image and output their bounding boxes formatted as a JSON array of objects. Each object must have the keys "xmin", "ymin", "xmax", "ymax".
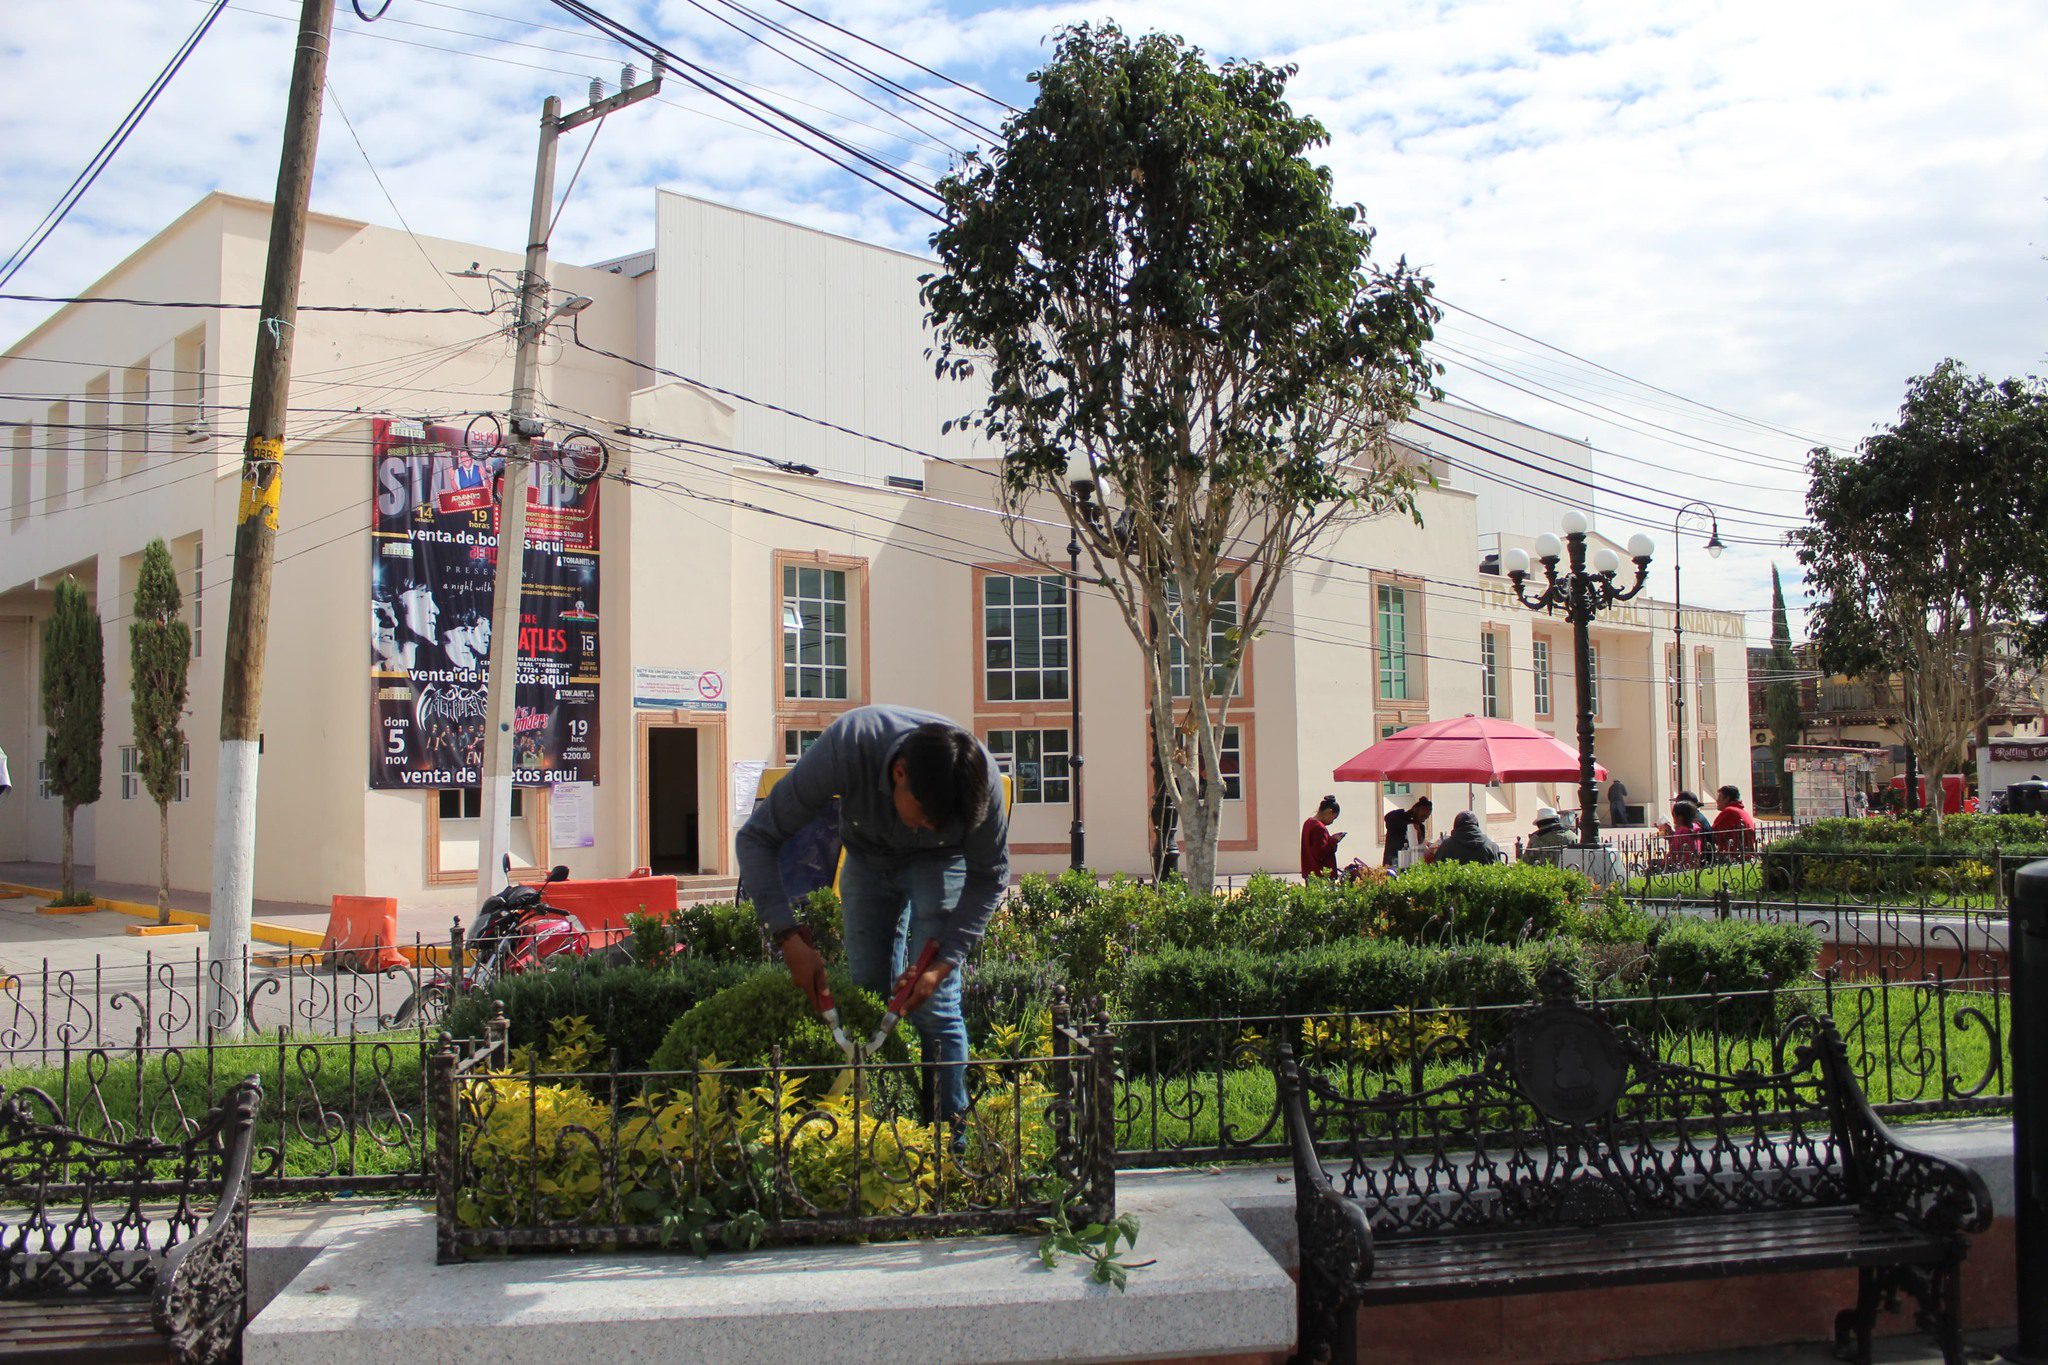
[
  {"xmin": 0, "ymin": 1075, "xmax": 263, "ymax": 1364},
  {"xmin": 1276, "ymin": 971, "xmax": 1991, "ymax": 1365}
]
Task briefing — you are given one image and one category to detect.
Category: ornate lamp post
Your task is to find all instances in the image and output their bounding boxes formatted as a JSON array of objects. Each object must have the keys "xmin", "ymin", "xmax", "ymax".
[
  {"xmin": 1503, "ymin": 510, "xmax": 1655, "ymax": 849},
  {"xmin": 1671, "ymin": 502, "xmax": 1724, "ymax": 800}
]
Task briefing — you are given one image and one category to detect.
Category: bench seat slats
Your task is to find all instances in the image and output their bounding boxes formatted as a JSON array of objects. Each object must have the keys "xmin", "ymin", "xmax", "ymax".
[
  {"xmin": 1360, "ymin": 1207, "xmax": 1947, "ymax": 1304},
  {"xmin": 0, "ymin": 1298, "xmax": 165, "ymax": 1362}
]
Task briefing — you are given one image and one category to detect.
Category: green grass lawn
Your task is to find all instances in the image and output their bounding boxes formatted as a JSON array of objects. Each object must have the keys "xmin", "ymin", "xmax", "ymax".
[
  {"xmin": 1113, "ymin": 984, "xmax": 2011, "ymax": 1159},
  {"xmin": 0, "ymin": 1032, "xmax": 432, "ymax": 1185}
]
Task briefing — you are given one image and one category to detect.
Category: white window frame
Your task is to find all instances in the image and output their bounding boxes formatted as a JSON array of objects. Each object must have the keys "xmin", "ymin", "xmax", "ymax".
[
  {"xmin": 782, "ymin": 728, "xmax": 823, "ymax": 764},
  {"xmin": 1377, "ymin": 584, "xmax": 1410, "ymax": 701},
  {"xmin": 782, "ymin": 564, "xmax": 849, "ymax": 701},
  {"xmin": 1217, "ymin": 725, "xmax": 1244, "ymax": 802},
  {"xmin": 1166, "ymin": 578, "xmax": 1242, "ymax": 700},
  {"xmin": 120, "ymin": 746, "xmax": 139, "ymax": 800},
  {"xmin": 982, "ymin": 573, "xmax": 1070, "ymax": 704},
  {"xmin": 1480, "ymin": 631, "xmax": 1500, "ymax": 718},
  {"xmin": 1532, "ymin": 638, "xmax": 1552, "ymax": 717},
  {"xmin": 986, "ymin": 728, "xmax": 1070, "ymax": 804}
]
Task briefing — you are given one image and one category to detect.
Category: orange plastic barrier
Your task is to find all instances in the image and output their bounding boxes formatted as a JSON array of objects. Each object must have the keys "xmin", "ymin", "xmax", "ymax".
[
  {"xmin": 323, "ymin": 895, "xmax": 406, "ymax": 971},
  {"xmin": 544, "ymin": 876, "xmax": 679, "ymax": 934}
]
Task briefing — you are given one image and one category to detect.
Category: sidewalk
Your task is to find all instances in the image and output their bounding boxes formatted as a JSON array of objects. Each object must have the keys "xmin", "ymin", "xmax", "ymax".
[{"xmin": 0, "ymin": 861, "xmax": 432, "ymax": 949}]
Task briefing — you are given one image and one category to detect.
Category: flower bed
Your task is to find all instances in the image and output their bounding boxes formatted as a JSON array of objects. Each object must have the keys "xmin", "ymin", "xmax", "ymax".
[{"xmin": 430, "ymin": 1006, "xmax": 1117, "ymax": 1261}]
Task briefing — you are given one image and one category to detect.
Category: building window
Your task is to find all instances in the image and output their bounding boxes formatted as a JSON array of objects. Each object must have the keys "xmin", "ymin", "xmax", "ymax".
[
  {"xmin": 1216, "ymin": 725, "xmax": 1243, "ymax": 801},
  {"xmin": 1377, "ymin": 584, "xmax": 1410, "ymax": 701},
  {"xmin": 1665, "ymin": 644, "xmax": 1680, "ymax": 726},
  {"xmin": 782, "ymin": 728, "xmax": 823, "ymax": 764},
  {"xmin": 1532, "ymin": 638, "xmax": 1552, "ymax": 717},
  {"xmin": 1588, "ymin": 642, "xmax": 1601, "ymax": 719},
  {"xmin": 121, "ymin": 361, "xmax": 150, "ymax": 477},
  {"xmin": 987, "ymin": 728, "xmax": 1069, "ymax": 804},
  {"xmin": 9, "ymin": 425, "xmax": 28, "ymax": 527},
  {"xmin": 1697, "ymin": 649, "xmax": 1717, "ymax": 725},
  {"xmin": 120, "ymin": 746, "xmax": 139, "ymax": 800},
  {"xmin": 438, "ymin": 788, "xmax": 525, "ymax": 820},
  {"xmin": 190, "ymin": 537, "xmax": 203, "ymax": 659},
  {"xmin": 177, "ymin": 745, "xmax": 191, "ymax": 803},
  {"xmin": 983, "ymin": 573, "xmax": 1068, "ymax": 703},
  {"xmin": 1480, "ymin": 632, "xmax": 1500, "ymax": 718},
  {"xmin": 37, "ymin": 760, "xmax": 50, "ymax": 800},
  {"xmin": 84, "ymin": 372, "xmax": 110, "ymax": 489},
  {"xmin": 174, "ymin": 330, "xmax": 207, "ymax": 439},
  {"xmin": 1380, "ymin": 722, "xmax": 1411, "ymax": 797},
  {"xmin": 1166, "ymin": 577, "xmax": 1242, "ymax": 699},
  {"xmin": 45, "ymin": 401, "xmax": 69, "ymax": 507},
  {"xmin": 782, "ymin": 565, "xmax": 848, "ymax": 701}
]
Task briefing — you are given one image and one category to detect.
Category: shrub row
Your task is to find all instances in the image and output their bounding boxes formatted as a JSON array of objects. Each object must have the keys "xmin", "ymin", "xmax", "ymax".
[
  {"xmin": 1777, "ymin": 812, "xmax": 2048, "ymax": 854},
  {"xmin": 442, "ymin": 957, "xmax": 766, "ymax": 1069},
  {"xmin": 980, "ymin": 863, "xmax": 1596, "ymax": 999}
]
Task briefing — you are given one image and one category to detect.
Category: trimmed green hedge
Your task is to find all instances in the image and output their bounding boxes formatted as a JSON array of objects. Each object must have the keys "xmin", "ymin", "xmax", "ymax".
[
  {"xmin": 647, "ymin": 969, "xmax": 916, "ymax": 1073},
  {"xmin": 980, "ymin": 863, "xmax": 1594, "ymax": 999},
  {"xmin": 442, "ymin": 957, "xmax": 763, "ymax": 1069},
  {"xmin": 1778, "ymin": 812, "xmax": 2048, "ymax": 852}
]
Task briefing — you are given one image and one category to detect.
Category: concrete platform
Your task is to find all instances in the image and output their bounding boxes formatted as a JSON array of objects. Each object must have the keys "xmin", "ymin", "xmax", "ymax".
[{"xmin": 244, "ymin": 1174, "xmax": 1296, "ymax": 1365}]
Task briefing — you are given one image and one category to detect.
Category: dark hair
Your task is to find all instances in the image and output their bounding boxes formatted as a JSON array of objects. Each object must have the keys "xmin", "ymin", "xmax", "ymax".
[
  {"xmin": 1677, "ymin": 790, "xmax": 1701, "ymax": 806},
  {"xmin": 897, "ymin": 723, "xmax": 992, "ymax": 828},
  {"xmin": 1673, "ymin": 800, "xmax": 1701, "ymax": 826},
  {"xmin": 1718, "ymin": 784, "xmax": 1742, "ymax": 804},
  {"xmin": 1411, "ymin": 797, "xmax": 1433, "ymax": 812},
  {"xmin": 1318, "ymin": 795, "xmax": 1340, "ymax": 815}
]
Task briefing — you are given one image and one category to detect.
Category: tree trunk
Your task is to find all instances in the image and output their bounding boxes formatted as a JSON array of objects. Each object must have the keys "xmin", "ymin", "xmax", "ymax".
[
  {"xmin": 158, "ymin": 801, "xmax": 171, "ymax": 926},
  {"xmin": 60, "ymin": 801, "xmax": 75, "ymax": 902},
  {"xmin": 1180, "ymin": 792, "xmax": 1219, "ymax": 893}
]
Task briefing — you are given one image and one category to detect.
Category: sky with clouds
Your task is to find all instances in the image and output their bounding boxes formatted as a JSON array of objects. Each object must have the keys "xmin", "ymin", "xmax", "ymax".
[{"xmin": 2, "ymin": 0, "xmax": 2042, "ymax": 641}]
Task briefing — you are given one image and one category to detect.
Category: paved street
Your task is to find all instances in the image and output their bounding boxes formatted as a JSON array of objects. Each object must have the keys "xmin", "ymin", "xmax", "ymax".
[{"xmin": 0, "ymin": 894, "xmax": 429, "ymax": 1053}]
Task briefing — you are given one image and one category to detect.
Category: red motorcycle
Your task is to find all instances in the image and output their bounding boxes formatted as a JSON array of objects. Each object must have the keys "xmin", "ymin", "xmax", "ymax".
[{"xmin": 392, "ymin": 864, "xmax": 594, "ymax": 1026}]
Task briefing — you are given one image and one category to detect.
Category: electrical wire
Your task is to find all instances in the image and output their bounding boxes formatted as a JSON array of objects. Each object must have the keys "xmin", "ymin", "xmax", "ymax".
[
  {"xmin": 324, "ymin": 78, "xmax": 479, "ymax": 311},
  {"xmin": 0, "ymin": 293, "xmax": 492, "ymax": 315},
  {"xmin": 0, "ymin": 0, "xmax": 229, "ymax": 290}
]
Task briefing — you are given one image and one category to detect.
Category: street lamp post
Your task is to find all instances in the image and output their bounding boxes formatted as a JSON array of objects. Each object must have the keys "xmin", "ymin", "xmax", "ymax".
[
  {"xmin": 1066, "ymin": 523, "xmax": 1086, "ymax": 871},
  {"xmin": 1503, "ymin": 511, "xmax": 1655, "ymax": 849},
  {"xmin": 1671, "ymin": 502, "xmax": 1725, "ymax": 802}
]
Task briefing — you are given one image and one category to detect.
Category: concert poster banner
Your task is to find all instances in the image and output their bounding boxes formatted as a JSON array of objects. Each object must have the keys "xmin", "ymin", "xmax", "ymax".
[{"xmin": 369, "ymin": 418, "xmax": 601, "ymax": 790}]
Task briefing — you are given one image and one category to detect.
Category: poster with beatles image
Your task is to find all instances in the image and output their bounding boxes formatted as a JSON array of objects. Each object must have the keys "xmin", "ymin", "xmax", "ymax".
[{"xmin": 369, "ymin": 417, "xmax": 601, "ymax": 789}]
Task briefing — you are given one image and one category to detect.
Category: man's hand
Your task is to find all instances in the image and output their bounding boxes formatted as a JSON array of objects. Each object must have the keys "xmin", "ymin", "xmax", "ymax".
[
  {"xmin": 891, "ymin": 957, "xmax": 955, "ymax": 1015},
  {"xmin": 780, "ymin": 933, "xmax": 830, "ymax": 1013}
]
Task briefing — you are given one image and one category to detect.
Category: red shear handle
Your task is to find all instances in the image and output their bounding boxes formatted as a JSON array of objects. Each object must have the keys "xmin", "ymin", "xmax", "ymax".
[
  {"xmin": 888, "ymin": 939, "xmax": 944, "ymax": 1014},
  {"xmin": 817, "ymin": 983, "xmax": 837, "ymax": 1014}
]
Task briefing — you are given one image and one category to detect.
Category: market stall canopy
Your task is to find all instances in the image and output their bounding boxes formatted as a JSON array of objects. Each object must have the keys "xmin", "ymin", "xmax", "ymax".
[{"xmin": 1333, "ymin": 714, "xmax": 1605, "ymax": 785}]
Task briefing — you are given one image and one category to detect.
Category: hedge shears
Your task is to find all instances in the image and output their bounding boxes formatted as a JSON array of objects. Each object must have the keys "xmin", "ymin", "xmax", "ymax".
[{"xmin": 818, "ymin": 939, "xmax": 942, "ymax": 1098}]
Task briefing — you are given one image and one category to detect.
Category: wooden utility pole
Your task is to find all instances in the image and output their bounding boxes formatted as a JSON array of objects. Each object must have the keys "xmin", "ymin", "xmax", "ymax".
[
  {"xmin": 209, "ymin": 0, "xmax": 335, "ymax": 1028},
  {"xmin": 475, "ymin": 72, "xmax": 659, "ymax": 906}
]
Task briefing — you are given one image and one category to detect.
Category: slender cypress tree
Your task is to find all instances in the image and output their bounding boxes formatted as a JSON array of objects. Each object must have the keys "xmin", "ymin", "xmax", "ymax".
[
  {"xmin": 1765, "ymin": 566, "xmax": 1803, "ymax": 807},
  {"xmin": 131, "ymin": 540, "xmax": 191, "ymax": 924},
  {"xmin": 40, "ymin": 577, "xmax": 103, "ymax": 904}
]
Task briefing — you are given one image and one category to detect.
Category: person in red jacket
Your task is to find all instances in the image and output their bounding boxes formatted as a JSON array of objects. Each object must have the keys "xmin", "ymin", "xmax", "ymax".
[
  {"xmin": 1711, "ymin": 784, "xmax": 1758, "ymax": 853},
  {"xmin": 1301, "ymin": 795, "xmax": 1346, "ymax": 879}
]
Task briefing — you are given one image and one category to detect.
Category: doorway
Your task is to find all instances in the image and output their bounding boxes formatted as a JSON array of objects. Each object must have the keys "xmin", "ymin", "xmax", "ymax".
[{"xmin": 647, "ymin": 727, "xmax": 701, "ymax": 875}]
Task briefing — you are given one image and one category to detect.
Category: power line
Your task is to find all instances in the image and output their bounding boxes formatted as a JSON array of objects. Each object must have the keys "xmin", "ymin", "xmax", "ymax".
[
  {"xmin": 0, "ymin": 0, "xmax": 229, "ymax": 290},
  {"xmin": 0, "ymin": 292, "xmax": 492, "ymax": 315},
  {"xmin": 324, "ymin": 77, "xmax": 479, "ymax": 311}
]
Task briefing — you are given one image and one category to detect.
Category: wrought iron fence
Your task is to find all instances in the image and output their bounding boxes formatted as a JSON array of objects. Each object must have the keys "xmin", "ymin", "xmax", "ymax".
[
  {"xmin": 1110, "ymin": 971, "xmax": 2009, "ymax": 1168},
  {"xmin": 430, "ymin": 998, "xmax": 1118, "ymax": 1262}
]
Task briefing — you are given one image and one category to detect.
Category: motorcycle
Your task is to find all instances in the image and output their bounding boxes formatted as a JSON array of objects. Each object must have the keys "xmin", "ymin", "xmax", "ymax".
[{"xmin": 392, "ymin": 863, "xmax": 595, "ymax": 1026}]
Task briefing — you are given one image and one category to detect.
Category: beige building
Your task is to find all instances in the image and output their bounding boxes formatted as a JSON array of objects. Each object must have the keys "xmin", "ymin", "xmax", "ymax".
[{"xmin": 0, "ymin": 192, "xmax": 1750, "ymax": 912}]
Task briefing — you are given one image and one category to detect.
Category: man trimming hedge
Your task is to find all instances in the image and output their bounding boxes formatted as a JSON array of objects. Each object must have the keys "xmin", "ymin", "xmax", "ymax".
[{"xmin": 735, "ymin": 705, "xmax": 1009, "ymax": 1129}]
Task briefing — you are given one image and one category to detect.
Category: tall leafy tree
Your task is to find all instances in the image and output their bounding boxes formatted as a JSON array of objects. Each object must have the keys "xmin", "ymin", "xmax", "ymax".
[
  {"xmin": 1763, "ymin": 566, "xmax": 1802, "ymax": 807},
  {"xmin": 1794, "ymin": 360, "xmax": 2048, "ymax": 828},
  {"xmin": 131, "ymin": 539, "xmax": 191, "ymax": 925},
  {"xmin": 40, "ymin": 577, "xmax": 103, "ymax": 903},
  {"xmin": 924, "ymin": 25, "xmax": 1438, "ymax": 889}
]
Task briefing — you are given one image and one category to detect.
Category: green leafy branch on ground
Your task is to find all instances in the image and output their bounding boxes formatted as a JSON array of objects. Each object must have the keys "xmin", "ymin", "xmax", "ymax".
[{"xmin": 1035, "ymin": 1181, "xmax": 1150, "ymax": 1290}]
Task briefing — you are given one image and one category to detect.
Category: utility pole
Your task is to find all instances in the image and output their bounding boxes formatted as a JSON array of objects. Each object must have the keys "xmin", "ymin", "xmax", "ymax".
[
  {"xmin": 209, "ymin": 0, "xmax": 335, "ymax": 1029},
  {"xmin": 475, "ymin": 71, "xmax": 659, "ymax": 907}
]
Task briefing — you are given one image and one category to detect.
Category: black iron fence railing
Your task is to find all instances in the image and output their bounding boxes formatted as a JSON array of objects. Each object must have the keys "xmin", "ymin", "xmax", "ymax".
[
  {"xmin": 428, "ymin": 1000, "xmax": 1118, "ymax": 1263},
  {"xmin": 1109, "ymin": 972, "xmax": 2009, "ymax": 1168}
]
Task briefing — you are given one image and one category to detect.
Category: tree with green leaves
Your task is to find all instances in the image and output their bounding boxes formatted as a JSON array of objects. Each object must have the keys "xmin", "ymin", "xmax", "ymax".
[
  {"xmin": 40, "ymin": 577, "xmax": 103, "ymax": 904},
  {"xmin": 1794, "ymin": 360, "xmax": 2048, "ymax": 828},
  {"xmin": 131, "ymin": 539, "xmax": 191, "ymax": 925},
  {"xmin": 923, "ymin": 24, "xmax": 1438, "ymax": 890},
  {"xmin": 1763, "ymin": 566, "xmax": 1802, "ymax": 808}
]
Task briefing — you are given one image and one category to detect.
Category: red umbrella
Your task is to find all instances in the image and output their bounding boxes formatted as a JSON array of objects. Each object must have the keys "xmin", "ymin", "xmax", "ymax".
[{"xmin": 1332, "ymin": 714, "xmax": 1605, "ymax": 785}]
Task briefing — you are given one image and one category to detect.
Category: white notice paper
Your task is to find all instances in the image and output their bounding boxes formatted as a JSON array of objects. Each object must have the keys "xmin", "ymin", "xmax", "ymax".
[
  {"xmin": 732, "ymin": 760, "xmax": 767, "ymax": 830},
  {"xmin": 551, "ymin": 780, "xmax": 595, "ymax": 849}
]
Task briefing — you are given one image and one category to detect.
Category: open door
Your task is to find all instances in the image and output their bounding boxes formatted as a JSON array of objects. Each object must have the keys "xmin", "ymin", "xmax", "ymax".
[{"xmin": 646, "ymin": 726, "xmax": 700, "ymax": 875}]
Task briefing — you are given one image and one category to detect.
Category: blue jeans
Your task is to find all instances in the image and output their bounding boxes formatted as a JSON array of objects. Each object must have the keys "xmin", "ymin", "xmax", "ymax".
[{"xmin": 839, "ymin": 852, "xmax": 970, "ymax": 1122}]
